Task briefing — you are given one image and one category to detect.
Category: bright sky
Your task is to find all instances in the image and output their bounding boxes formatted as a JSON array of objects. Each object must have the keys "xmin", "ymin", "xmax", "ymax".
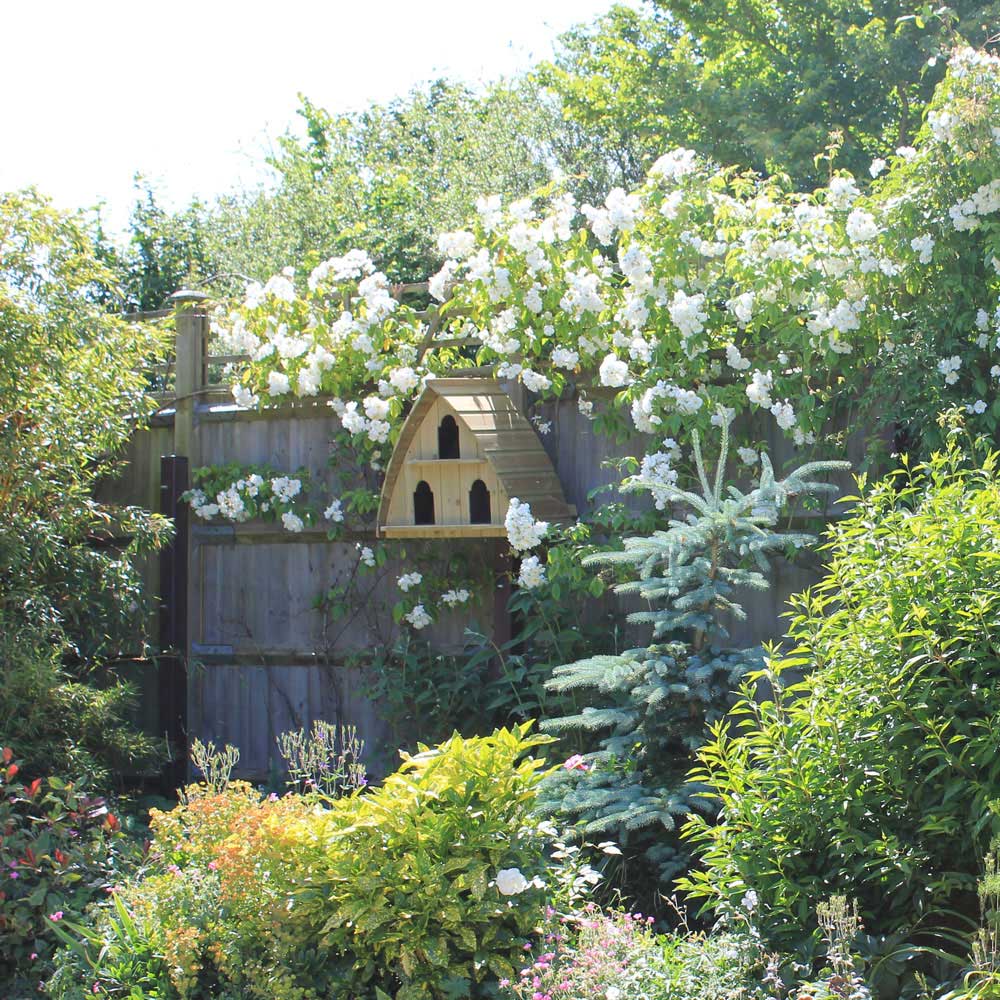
[{"xmin": 3, "ymin": 0, "xmax": 627, "ymax": 236}]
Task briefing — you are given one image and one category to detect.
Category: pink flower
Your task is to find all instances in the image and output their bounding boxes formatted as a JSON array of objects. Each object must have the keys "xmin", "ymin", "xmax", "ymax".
[
  {"xmin": 30, "ymin": 953, "xmax": 37, "ymax": 961},
  {"xmin": 562, "ymin": 754, "xmax": 588, "ymax": 772},
  {"xmin": 49, "ymin": 911, "xmax": 64, "ymax": 921},
  {"xmin": 208, "ymin": 860, "xmax": 218, "ymax": 870}
]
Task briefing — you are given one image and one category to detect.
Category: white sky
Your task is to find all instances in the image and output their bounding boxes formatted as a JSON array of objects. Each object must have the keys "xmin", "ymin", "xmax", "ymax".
[{"xmin": 2, "ymin": 0, "xmax": 627, "ymax": 236}]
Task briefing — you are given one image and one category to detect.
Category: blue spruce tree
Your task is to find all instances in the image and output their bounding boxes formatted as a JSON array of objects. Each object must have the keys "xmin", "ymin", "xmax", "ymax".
[{"xmin": 538, "ymin": 417, "xmax": 849, "ymax": 894}]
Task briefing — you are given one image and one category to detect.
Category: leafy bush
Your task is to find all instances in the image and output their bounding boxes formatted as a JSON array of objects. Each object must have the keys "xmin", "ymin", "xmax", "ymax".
[
  {"xmin": 289, "ymin": 724, "xmax": 555, "ymax": 999},
  {"xmin": 48, "ymin": 779, "xmax": 317, "ymax": 999},
  {"xmin": 49, "ymin": 725, "xmax": 555, "ymax": 999},
  {"xmin": 0, "ymin": 747, "xmax": 124, "ymax": 991},
  {"xmin": 682, "ymin": 446, "xmax": 1000, "ymax": 955},
  {"xmin": 0, "ymin": 190, "xmax": 171, "ymax": 782}
]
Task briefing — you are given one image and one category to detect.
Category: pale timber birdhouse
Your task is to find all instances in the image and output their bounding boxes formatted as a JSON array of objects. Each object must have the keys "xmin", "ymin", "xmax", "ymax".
[{"xmin": 376, "ymin": 378, "xmax": 576, "ymax": 539}]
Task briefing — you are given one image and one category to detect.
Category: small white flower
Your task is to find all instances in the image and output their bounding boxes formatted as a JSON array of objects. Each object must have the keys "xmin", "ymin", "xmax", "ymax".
[
  {"xmin": 268, "ymin": 371, "xmax": 290, "ymax": 396},
  {"xmin": 495, "ymin": 867, "xmax": 530, "ymax": 896},
  {"xmin": 551, "ymin": 347, "xmax": 579, "ymax": 370},
  {"xmin": 404, "ymin": 604, "xmax": 432, "ymax": 629},
  {"xmin": 397, "ymin": 572, "xmax": 423, "ymax": 593},
  {"xmin": 281, "ymin": 511, "xmax": 304, "ymax": 533},
  {"xmin": 521, "ymin": 368, "xmax": 552, "ymax": 393},
  {"xmin": 232, "ymin": 384, "xmax": 259, "ymax": 409},
  {"xmin": 505, "ymin": 498, "xmax": 548, "ymax": 552},
  {"xmin": 869, "ymin": 158, "xmax": 887, "ymax": 178},
  {"xmin": 324, "ymin": 500, "xmax": 344, "ymax": 523},
  {"xmin": 517, "ymin": 555, "xmax": 547, "ymax": 590},
  {"xmin": 599, "ymin": 354, "xmax": 630, "ymax": 387},
  {"xmin": 910, "ymin": 234, "xmax": 935, "ymax": 264},
  {"xmin": 358, "ymin": 545, "xmax": 376, "ymax": 568}
]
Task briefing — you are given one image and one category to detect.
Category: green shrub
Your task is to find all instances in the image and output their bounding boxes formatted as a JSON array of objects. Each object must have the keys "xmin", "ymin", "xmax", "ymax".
[
  {"xmin": 49, "ymin": 725, "xmax": 555, "ymax": 999},
  {"xmin": 0, "ymin": 747, "xmax": 124, "ymax": 992},
  {"xmin": 0, "ymin": 190, "xmax": 171, "ymax": 783},
  {"xmin": 682, "ymin": 446, "xmax": 1000, "ymax": 955},
  {"xmin": 289, "ymin": 724, "xmax": 555, "ymax": 999}
]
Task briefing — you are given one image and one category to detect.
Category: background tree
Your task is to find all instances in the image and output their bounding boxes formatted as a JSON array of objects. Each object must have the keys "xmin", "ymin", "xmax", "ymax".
[
  {"xmin": 92, "ymin": 179, "xmax": 215, "ymax": 313},
  {"xmin": 203, "ymin": 79, "xmax": 579, "ymax": 285},
  {"xmin": 542, "ymin": 1, "xmax": 1000, "ymax": 188}
]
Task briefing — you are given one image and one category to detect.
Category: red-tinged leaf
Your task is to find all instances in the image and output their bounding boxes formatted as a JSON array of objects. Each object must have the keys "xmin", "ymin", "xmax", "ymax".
[
  {"xmin": 1, "ymin": 747, "xmax": 12, "ymax": 764},
  {"xmin": 6, "ymin": 764, "xmax": 18, "ymax": 780},
  {"xmin": 104, "ymin": 813, "xmax": 120, "ymax": 833},
  {"xmin": 27, "ymin": 778, "xmax": 41, "ymax": 798}
]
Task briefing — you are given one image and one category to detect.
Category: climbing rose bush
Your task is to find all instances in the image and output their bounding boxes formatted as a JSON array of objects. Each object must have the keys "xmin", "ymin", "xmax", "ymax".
[{"xmin": 220, "ymin": 48, "xmax": 1000, "ymax": 474}]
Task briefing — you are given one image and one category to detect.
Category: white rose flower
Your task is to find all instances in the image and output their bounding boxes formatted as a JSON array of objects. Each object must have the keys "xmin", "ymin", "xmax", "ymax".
[
  {"xmin": 268, "ymin": 370, "xmax": 291, "ymax": 396},
  {"xmin": 517, "ymin": 555, "xmax": 547, "ymax": 590},
  {"xmin": 404, "ymin": 604, "xmax": 432, "ymax": 629},
  {"xmin": 599, "ymin": 354, "xmax": 630, "ymax": 387},
  {"xmin": 232, "ymin": 384, "xmax": 259, "ymax": 409},
  {"xmin": 495, "ymin": 867, "xmax": 529, "ymax": 896},
  {"xmin": 281, "ymin": 512, "xmax": 304, "ymax": 533}
]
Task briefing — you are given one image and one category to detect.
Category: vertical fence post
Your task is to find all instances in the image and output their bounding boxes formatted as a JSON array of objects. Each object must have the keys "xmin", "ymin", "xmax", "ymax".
[
  {"xmin": 170, "ymin": 289, "xmax": 210, "ymax": 465},
  {"xmin": 160, "ymin": 290, "xmax": 209, "ymax": 788},
  {"xmin": 158, "ymin": 455, "xmax": 190, "ymax": 792}
]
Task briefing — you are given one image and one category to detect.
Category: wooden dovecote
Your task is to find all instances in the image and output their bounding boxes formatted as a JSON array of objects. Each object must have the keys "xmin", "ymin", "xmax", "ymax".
[{"xmin": 376, "ymin": 378, "xmax": 576, "ymax": 538}]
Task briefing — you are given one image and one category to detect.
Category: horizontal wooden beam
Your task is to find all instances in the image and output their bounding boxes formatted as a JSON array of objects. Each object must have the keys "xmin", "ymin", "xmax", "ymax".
[
  {"xmin": 379, "ymin": 523, "xmax": 507, "ymax": 539},
  {"xmin": 192, "ymin": 523, "xmax": 378, "ymax": 545}
]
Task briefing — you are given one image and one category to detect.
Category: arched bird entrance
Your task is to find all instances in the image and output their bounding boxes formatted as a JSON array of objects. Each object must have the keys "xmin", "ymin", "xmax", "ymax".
[
  {"xmin": 469, "ymin": 479, "xmax": 491, "ymax": 524},
  {"xmin": 413, "ymin": 480, "xmax": 435, "ymax": 525},
  {"xmin": 438, "ymin": 414, "xmax": 460, "ymax": 459}
]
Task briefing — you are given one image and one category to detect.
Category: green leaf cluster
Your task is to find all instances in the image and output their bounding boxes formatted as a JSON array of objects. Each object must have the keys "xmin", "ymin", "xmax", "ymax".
[
  {"xmin": 0, "ymin": 190, "xmax": 172, "ymax": 781},
  {"xmin": 0, "ymin": 748, "xmax": 127, "ymax": 991},
  {"xmin": 542, "ymin": 1, "xmax": 1000, "ymax": 190},
  {"xmin": 681, "ymin": 445, "xmax": 1000, "ymax": 960},
  {"xmin": 290, "ymin": 724, "xmax": 554, "ymax": 999}
]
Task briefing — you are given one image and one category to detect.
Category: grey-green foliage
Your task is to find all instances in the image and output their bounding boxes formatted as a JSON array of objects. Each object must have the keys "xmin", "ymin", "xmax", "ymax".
[{"xmin": 538, "ymin": 418, "xmax": 849, "ymax": 895}]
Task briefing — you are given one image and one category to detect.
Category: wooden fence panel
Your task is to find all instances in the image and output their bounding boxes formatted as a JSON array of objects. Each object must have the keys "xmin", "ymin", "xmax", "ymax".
[{"xmin": 105, "ymin": 303, "xmax": 875, "ymax": 779}]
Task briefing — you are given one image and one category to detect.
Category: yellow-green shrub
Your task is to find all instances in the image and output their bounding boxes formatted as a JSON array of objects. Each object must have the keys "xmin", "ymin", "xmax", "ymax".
[{"xmin": 287, "ymin": 724, "xmax": 555, "ymax": 999}]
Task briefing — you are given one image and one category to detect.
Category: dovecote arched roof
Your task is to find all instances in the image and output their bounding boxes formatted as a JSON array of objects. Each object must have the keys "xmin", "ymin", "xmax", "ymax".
[{"xmin": 377, "ymin": 378, "xmax": 576, "ymax": 537}]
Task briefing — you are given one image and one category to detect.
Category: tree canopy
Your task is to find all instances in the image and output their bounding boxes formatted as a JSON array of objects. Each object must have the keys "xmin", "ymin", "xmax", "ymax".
[{"xmin": 542, "ymin": 1, "xmax": 1000, "ymax": 188}]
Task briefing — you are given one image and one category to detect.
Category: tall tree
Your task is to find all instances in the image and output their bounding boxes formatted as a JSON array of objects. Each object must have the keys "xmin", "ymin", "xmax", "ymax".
[
  {"xmin": 204, "ymin": 79, "xmax": 577, "ymax": 285},
  {"xmin": 543, "ymin": 1, "xmax": 1000, "ymax": 188}
]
